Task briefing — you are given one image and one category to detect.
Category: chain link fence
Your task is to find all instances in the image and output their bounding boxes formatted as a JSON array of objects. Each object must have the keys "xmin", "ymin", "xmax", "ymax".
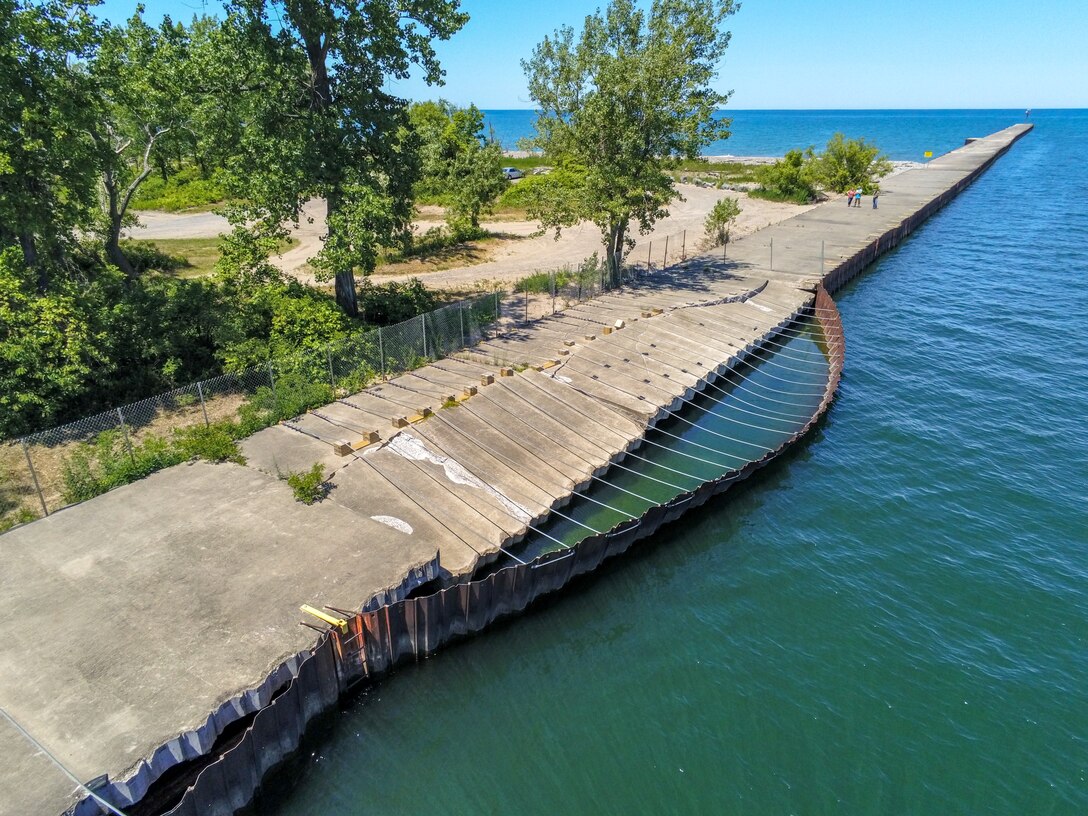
[
  {"xmin": 0, "ymin": 292, "xmax": 502, "ymax": 532},
  {"xmin": 506, "ymin": 226, "xmax": 711, "ymax": 324}
]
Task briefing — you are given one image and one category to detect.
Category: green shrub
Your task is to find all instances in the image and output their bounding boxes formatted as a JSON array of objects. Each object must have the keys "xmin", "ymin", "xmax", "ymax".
[
  {"xmin": 358, "ymin": 279, "xmax": 438, "ymax": 325},
  {"xmin": 283, "ymin": 463, "xmax": 327, "ymax": 505},
  {"xmin": 62, "ymin": 431, "xmax": 187, "ymax": 503},
  {"xmin": 495, "ymin": 173, "xmax": 554, "ymax": 210},
  {"xmin": 238, "ymin": 375, "xmax": 335, "ymax": 435},
  {"xmin": 174, "ymin": 423, "xmax": 245, "ymax": 464},
  {"xmin": 704, "ymin": 197, "xmax": 742, "ymax": 247},
  {"xmin": 754, "ymin": 148, "xmax": 819, "ymax": 204}
]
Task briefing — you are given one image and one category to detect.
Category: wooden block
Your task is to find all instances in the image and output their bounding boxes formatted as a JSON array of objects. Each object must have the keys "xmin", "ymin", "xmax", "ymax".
[
  {"xmin": 602, "ymin": 326, "xmax": 613, "ymax": 335},
  {"xmin": 641, "ymin": 311, "xmax": 653, "ymax": 318},
  {"xmin": 422, "ymin": 407, "xmax": 433, "ymax": 417},
  {"xmin": 584, "ymin": 333, "xmax": 596, "ymax": 341},
  {"xmin": 462, "ymin": 385, "xmax": 478, "ymax": 398},
  {"xmin": 563, "ymin": 339, "xmax": 576, "ymax": 347},
  {"xmin": 481, "ymin": 374, "xmax": 494, "ymax": 385},
  {"xmin": 392, "ymin": 416, "xmax": 408, "ymax": 428},
  {"xmin": 558, "ymin": 349, "xmax": 570, "ymax": 356},
  {"xmin": 333, "ymin": 441, "xmax": 353, "ymax": 457},
  {"xmin": 349, "ymin": 432, "xmax": 378, "ymax": 451},
  {"xmin": 500, "ymin": 367, "xmax": 514, "ymax": 377},
  {"xmin": 652, "ymin": 307, "xmax": 663, "ymax": 315},
  {"xmin": 614, "ymin": 319, "xmax": 626, "ymax": 329}
]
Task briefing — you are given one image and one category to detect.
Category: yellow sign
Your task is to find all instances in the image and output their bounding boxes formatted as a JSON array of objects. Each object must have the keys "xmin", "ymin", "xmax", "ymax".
[{"xmin": 923, "ymin": 151, "xmax": 933, "ymax": 158}]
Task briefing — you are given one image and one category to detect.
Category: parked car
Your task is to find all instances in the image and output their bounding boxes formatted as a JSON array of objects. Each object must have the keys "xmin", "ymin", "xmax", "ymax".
[{"xmin": 502, "ymin": 167, "xmax": 524, "ymax": 180}]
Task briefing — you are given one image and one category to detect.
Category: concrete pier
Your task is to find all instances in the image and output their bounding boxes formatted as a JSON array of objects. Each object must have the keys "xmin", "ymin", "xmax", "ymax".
[{"xmin": 0, "ymin": 124, "xmax": 1030, "ymax": 816}]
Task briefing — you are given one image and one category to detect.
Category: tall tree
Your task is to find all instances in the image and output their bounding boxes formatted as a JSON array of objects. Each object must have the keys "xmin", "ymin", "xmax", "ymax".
[
  {"xmin": 522, "ymin": 0, "xmax": 737, "ymax": 284},
  {"xmin": 816, "ymin": 133, "xmax": 893, "ymax": 194},
  {"xmin": 0, "ymin": 0, "xmax": 100, "ymax": 289},
  {"xmin": 409, "ymin": 100, "xmax": 505, "ymax": 237},
  {"xmin": 90, "ymin": 11, "xmax": 203, "ymax": 277},
  {"xmin": 220, "ymin": 0, "xmax": 468, "ymax": 316}
]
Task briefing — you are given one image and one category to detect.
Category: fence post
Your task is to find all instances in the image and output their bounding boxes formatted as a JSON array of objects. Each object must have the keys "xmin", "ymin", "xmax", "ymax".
[
  {"xmin": 21, "ymin": 439, "xmax": 48, "ymax": 517},
  {"xmin": 459, "ymin": 304, "xmax": 465, "ymax": 348},
  {"xmin": 420, "ymin": 313, "xmax": 427, "ymax": 359},
  {"xmin": 524, "ymin": 290, "xmax": 529, "ymax": 325},
  {"xmin": 378, "ymin": 326, "xmax": 386, "ymax": 380},
  {"xmin": 770, "ymin": 237, "xmax": 774, "ymax": 271},
  {"xmin": 647, "ymin": 241, "xmax": 652, "ymax": 271},
  {"xmin": 821, "ymin": 240, "xmax": 825, "ymax": 276},
  {"xmin": 682, "ymin": 230, "xmax": 687, "ymax": 260},
  {"xmin": 663, "ymin": 235, "xmax": 669, "ymax": 271},
  {"xmin": 196, "ymin": 381, "xmax": 210, "ymax": 427},
  {"xmin": 326, "ymin": 344, "xmax": 336, "ymax": 390},
  {"xmin": 551, "ymin": 270, "xmax": 556, "ymax": 315},
  {"xmin": 267, "ymin": 359, "xmax": 277, "ymax": 396},
  {"xmin": 116, "ymin": 407, "xmax": 135, "ymax": 465}
]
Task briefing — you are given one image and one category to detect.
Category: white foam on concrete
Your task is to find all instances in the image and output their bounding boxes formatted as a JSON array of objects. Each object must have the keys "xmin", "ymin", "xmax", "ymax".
[
  {"xmin": 371, "ymin": 516, "xmax": 413, "ymax": 534},
  {"xmin": 387, "ymin": 433, "xmax": 532, "ymax": 522}
]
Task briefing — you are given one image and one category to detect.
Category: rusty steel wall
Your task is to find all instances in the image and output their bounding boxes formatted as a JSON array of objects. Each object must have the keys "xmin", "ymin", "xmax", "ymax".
[{"xmin": 78, "ymin": 290, "xmax": 845, "ymax": 816}]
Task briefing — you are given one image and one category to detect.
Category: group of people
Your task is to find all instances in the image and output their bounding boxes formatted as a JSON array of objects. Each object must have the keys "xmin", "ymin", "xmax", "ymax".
[{"xmin": 846, "ymin": 187, "xmax": 879, "ymax": 209}]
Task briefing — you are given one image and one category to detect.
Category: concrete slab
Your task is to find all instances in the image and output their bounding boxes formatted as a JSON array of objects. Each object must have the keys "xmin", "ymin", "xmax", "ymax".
[{"xmin": 0, "ymin": 461, "xmax": 437, "ymax": 815}]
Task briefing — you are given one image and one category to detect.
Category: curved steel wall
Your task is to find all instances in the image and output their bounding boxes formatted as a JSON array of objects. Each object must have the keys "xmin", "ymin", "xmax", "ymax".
[{"xmin": 78, "ymin": 288, "xmax": 845, "ymax": 816}]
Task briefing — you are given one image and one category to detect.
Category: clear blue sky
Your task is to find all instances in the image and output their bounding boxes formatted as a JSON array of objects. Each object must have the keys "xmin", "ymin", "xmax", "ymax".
[{"xmin": 94, "ymin": 0, "xmax": 1086, "ymax": 109}]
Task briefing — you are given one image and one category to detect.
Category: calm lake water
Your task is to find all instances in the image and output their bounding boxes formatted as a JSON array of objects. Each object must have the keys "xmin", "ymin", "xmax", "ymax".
[
  {"xmin": 266, "ymin": 112, "xmax": 1088, "ymax": 814},
  {"xmin": 485, "ymin": 108, "xmax": 1049, "ymax": 160}
]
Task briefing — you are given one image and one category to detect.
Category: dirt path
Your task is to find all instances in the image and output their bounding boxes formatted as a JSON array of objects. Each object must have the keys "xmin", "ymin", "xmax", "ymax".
[{"xmin": 126, "ymin": 183, "xmax": 832, "ymax": 290}]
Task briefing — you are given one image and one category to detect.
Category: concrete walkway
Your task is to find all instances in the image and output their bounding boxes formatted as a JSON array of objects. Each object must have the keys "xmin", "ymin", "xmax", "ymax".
[{"xmin": 0, "ymin": 124, "xmax": 1030, "ymax": 816}]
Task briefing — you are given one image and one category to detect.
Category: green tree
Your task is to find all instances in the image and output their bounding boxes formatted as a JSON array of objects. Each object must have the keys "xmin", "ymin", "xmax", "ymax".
[
  {"xmin": 816, "ymin": 133, "xmax": 893, "ymax": 193},
  {"xmin": 754, "ymin": 148, "xmax": 819, "ymax": 204},
  {"xmin": 0, "ymin": 0, "xmax": 101, "ymax": 289},
  {"xmin": 409, "ymin": 100, "xmax": 505, "ymax": 237},
  {"xmin": 521, "ymin": 0, "xmax": 737, "ymax": 284},
  {"xmin": 704, "ymin": 196, "xmax": 741, "ymax": 247},
  {"xmin": 91, "ymin": 11, "xmax": 207, "ymax": 277},
  {"xmin": 0, "ymin": 248, "xmax": 106, "ymax": 436},
  {"xmin": 217, "ymin": 0, "xmax": 468, "ymax": 316}
]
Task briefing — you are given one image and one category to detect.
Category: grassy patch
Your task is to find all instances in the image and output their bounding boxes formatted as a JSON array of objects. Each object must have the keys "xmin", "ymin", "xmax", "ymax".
[
  {"xmin": 500, "ymin": 156, "xmax": 552, "ymax": 171},
  {"xmin": 747, "ymin": 187, "xmax": 814, "ymax": 205},
  {"xmin": 130, "ymin": 167, "xmax": 228, "ymax": 212},
  {"xmin": 122, "ymin": 237, "xmax": 298, "ymax": 278}
]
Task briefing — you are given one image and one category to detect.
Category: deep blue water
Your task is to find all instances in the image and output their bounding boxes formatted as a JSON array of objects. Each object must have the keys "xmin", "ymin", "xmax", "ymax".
[
  {"xmin": 484, "ymin": 108, "xmax": 1060, "ymax": 160},
  {"xmin": 267, "ymin": 113, "xmax": 1088, "ymax": 814}
]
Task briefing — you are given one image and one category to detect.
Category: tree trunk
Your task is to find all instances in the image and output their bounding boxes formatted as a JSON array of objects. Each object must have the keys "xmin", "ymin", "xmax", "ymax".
[
  {"xmin": 324, "ymin": 188, "xmax": 358, "ymax": 316},
  {"xmin": 19, "ymin": 232, "xmax": 47, "ymax": 292},
  {"xmin": 335, "ymin": 269, "xmax": 359, "ymax": 316},
  {"xmin": 105, "ymin": 228, "xmax": 135, "ymax": 278},
  {"xmin": 605, "ymin": 220, "xmax": 626, "ymax": 288}
]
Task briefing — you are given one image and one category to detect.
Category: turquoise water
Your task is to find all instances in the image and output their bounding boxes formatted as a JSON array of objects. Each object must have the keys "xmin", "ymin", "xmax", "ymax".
[
  {"xmin": 485, "ymin": 108, "xmax": 1054, "ymax": 159},
  {"xmin": 266, "ymin": 116, "xmax": 1088, "ymax": 813},
  {"xmin": 516, "ymin": 318, "xmax": 830, "ymax": 559}
]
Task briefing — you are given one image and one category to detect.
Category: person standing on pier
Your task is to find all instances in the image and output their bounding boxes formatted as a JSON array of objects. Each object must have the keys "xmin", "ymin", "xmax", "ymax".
[
  {"xmin": 854, "ymin": 189, "xmax": 862, "ymax": 207},
  {"xmin": 872, "ymin": 188, "xmax": 880, "ymax": 208},
  {"xmin": 847, "ymin": 188, "xmax": 854, "ymax": 206}
]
